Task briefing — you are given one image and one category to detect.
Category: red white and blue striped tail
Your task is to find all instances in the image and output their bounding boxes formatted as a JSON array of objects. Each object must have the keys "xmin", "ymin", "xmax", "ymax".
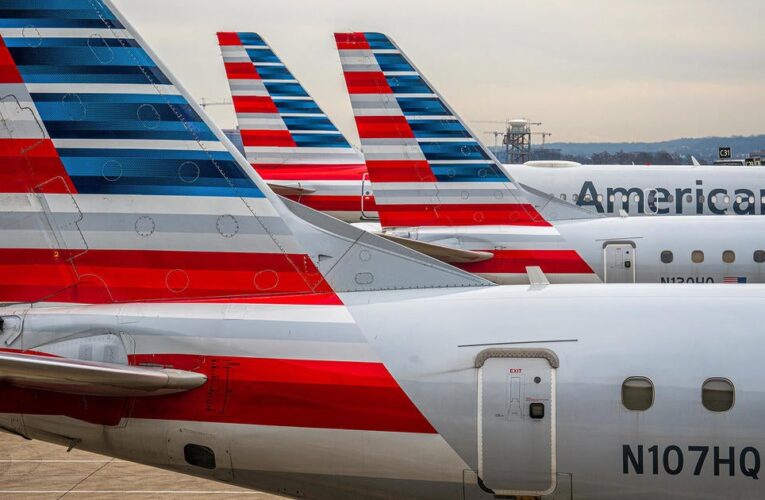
[
  {"xmin": 335, "ymin": 32, "xmax": 594, "ymax": 230},
  {"xmin": 0, "ymin": 2, "xmax": 487, "ymax": 306},
  {"xmin": 218, "ymin": 32, "xmax": 377, "ymax": 221}
]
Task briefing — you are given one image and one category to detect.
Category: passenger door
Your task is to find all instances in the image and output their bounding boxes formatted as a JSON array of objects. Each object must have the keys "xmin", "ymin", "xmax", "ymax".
[
  {"xmin": 604, "ymin": 243, "xmax": 636, "ymax": 283},
  {"xmin": 477, "ymin": 349, "xmax": 558, "ymax": 497}
]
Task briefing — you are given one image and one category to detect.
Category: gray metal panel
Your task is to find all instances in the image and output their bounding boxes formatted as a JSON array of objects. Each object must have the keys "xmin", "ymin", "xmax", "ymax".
[{"xmin": 281, "ymin": 197, "xmax": 492, "ymax": 291}]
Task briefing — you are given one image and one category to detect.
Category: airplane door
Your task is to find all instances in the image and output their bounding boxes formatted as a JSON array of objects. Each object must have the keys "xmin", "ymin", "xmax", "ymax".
[
  {"xmin": 604, "ymin": 243, "xmax": 635, "ymax": 283},
  {"xmin": 477, "ymin": 349, "xmax": 557, "ymax": 497}
]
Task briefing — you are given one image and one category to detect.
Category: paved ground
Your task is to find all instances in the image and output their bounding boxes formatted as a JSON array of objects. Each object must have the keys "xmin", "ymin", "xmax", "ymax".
[{"xmin": 0, "ymin": 432, "xmax": 280, "ymax": 499}]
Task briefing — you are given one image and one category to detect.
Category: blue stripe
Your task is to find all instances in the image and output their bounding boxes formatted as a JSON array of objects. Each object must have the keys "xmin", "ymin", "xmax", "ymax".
[
  {"xmin": 256, "ymin": 65, "xmax": 293, "ymax": 80},
  {"xmin": 374, "ymin": 53, "xmax": 414, "ymax": 73},
  {"xmin": 292, "ymin": 133, "xmax": 350, "ymax": 148},
  {"xmin": 419, "ymin": 142, "xmax": 490, "ymax": 161},
  {"xmin": 237, "ymin": 32, "xmax": 267, "ymax": 47},
  {"xmin": 386, "ymin": 75, "xmax": 433, "ymax": 95},
  {"xmin": 246, "ymin": 48, "xmax": 280, "ymax": 63},
  {"xmin": 283, "ymin": 116, "xmax": 341, "ymax": 133},
  {"xmin": 409, "ymin": 120, "xmax": 471, "ymax": 139},
  {"xmin": 273, "ymin": 99, "xmax": 322, "ymax": 114},
  {"xmin": 364, "ymin": 33, "xmax": 396, "ymax": 50},
  {"xmin": 263, "ymin": 82, "xmax": 308, "ymax": 98},
  {"xmin": 396, "ymin": 97, "xmax": 449, "ymax": 116},
  {"xmin": 431, "ymin": 163, "xmax": 508, "ymax": 182}
]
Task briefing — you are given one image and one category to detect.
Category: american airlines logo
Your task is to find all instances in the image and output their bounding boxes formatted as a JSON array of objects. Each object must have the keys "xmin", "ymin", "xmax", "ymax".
[{"xmin": 576, "ymin": 181, "xmax": 765, "ymax": 215}]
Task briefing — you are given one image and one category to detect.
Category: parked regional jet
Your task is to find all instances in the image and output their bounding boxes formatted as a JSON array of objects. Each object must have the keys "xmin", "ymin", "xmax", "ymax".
[
  {"xmin": 217, "ymin": 32, "xmax": 377, "ymax": 222},
  {"xmin": 336, "ymin": 32, "xmax": 765, "ymax": 284},
  {"xmin": 2, "ymin": 4, "xmax": 765, "ymax": 500},
  {"xmin": 509, "ymin": 162, "xmax": 765, "ymax": 217}
]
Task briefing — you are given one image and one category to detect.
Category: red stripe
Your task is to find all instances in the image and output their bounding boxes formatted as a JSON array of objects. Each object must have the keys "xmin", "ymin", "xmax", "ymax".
[
  {"xmin": 283, "ymin": 194, "xmax": 378, "ymax": 213},
  {"xmin": 241, "ymin": 129, "xmax": 296, "ymax": 148},
  {"xmin": 216, "ymin": 32, "xmax": 242, "ymax": 46},
  {"xmin": 256, "ymin": 164, "xmax": 368, "ymax": 181},
  {"xmin": 355, "ymin": 116, "xmax": 414, "ymax": 139},
  {"xmin": 233, "ymin": 96, "xmax": 278, "ymax": 114},
  {"xmin": 335, "ymin": 32, "xmax": 370, "ymax": 50},
  {"xmin": 0, "ymin": 139, "xmax": 77, "ymax": 194},
  {"xmin": 224, "ymin": 61, "xmax": 260, "ymax": 80},
  {"xmin": 343, "ymin": 71, "xmax": 392, "ymax": 94},
  {"xmin": 0, "ymin": 249, "xmax": 336, "ymax": 305},
  {"xmin": 0, "ymin": 37, "xmax": 22, "ymax": 83},
  {"xmin": 365, "ymin": 160, "xmax": 437, "ymax": 182},
  {"xmin": 377, "ymin": 203, "xmax": 551, "ymax": 227},
  {"xmin": 0, "ymin": 353, "xmax": 436, "ymax": 433},
  {"xmin": 459, "ymin": 249, "xmax": 593, "ymax": 275}
]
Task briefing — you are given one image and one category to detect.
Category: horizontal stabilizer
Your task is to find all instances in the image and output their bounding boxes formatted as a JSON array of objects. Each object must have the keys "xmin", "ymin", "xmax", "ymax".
[
  {"xmin": 376, "ymin": 234, "xmax": 493, "ymax": 264},
  {"xmin": 268, "ymin": 182, "xmax": 317, "ymax": 196},
  {"xmin": 0, "ymin": 352, "xmax": 207, "ymax": 397}
]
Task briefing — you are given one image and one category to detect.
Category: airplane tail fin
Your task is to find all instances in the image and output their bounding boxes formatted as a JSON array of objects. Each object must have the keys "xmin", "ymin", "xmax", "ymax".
[
  {"xmin": 217, "ymin": 32, "xmax": 374, "ymax": 220},
  {"xmin": 335, "ymin": 32, "xmax": 596, "ymax": 229},
  {"xmin": 0, "ymin": 2, "xmax": 489, "ymax": 306}
]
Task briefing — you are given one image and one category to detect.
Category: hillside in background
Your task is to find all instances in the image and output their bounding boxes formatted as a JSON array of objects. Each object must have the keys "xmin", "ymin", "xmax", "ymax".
[{"xmin": 528, "ymin": 134, "xmax": 765, "ymax": 165}]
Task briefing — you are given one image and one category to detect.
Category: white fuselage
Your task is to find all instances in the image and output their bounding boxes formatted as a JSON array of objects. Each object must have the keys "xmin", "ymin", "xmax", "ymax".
[
  {"xmin": 508, "ymin": 163, "xmax": 765, "ymax": 217},
  {"xmin": 1, "ymin": 284, "xmax": 763, "ymax": 500}
]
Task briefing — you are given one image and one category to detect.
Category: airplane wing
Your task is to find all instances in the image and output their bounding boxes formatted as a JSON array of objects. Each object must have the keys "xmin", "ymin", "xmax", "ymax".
[
  {"xmin": 0, "ymin": 351, "xmax": 207, "ymax": 397},
  {"xmin": 376, "ymin": 234, "xmax": 493, "ymax": 264},
  {"xmin": 267, "ymin": 182, "xmax": 317, "ymax": 196}
]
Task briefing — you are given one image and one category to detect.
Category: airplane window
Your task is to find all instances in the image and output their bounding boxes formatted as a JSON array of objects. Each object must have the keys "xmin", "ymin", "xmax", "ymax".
[
  {"xmin": 597, "ymin": 194, "xmax": 603, "ymax": 202},
  {"xmin": 560, "ymin": 194, "xmax": 566, "ymax": 201},
  {"xmin": 667, "ymin": 194, "xmax": 674, "ymax": 203},
  {"xmin": 736, "ymin": 196, "xmax": 743, "ymax": 204},
  {"xmin": 660, "ymin": 251, "xmax": 673, "ymax": 264},
  {"xmin": 691, "ymin": 250, "xmax": 704, "ymax": 263},
  {"xmin": 622, "ymin": 377, "xmax": 654, "ymax": 411},
  {"xmin": 711, "ymin": 195, "xmax": 717, "ymax": 204},
  {"xmin": 750, "ymin": 196, "xmax": 755, "ymax": 204},
  {"xmin": 685, "ymin": 195, "xmax": 692, "ymax": 203},
  {"xmin": 755, "ymin": 250, "xmax": 765, "ymax": 263},
  {"xmin": 633, "ymin": 195, "xmax": 641, "ymax": 202},
  {"xmin": 722, "ymin": 250, "xmax": 735, "ymax": 264},
  {"xmin": 702, "ymin": 378, "xmax": 734, "ymax": 412},
  {"xmin": 723, "ymin": 196, "xmax": 730, "ymax": 205},
  {"xmin": 609, "ymin": 194, "xmax": 615, "ymax": 203},
  {"xmin": 584, "ymin": 194, "xmax": 592, "ymax": 201},
  {"xmin": 573, "ymin": 194, "xmax": 578, "ymax": 202},
  {"xmin": 698, "ymin": 195, "xmax": 705, "ymax": 203},
  {"xmin": 761, "ymin": 196, "xmax": 765, "ymax": 205},
  {"xmin": 622, "ymin": 195, "xmax": 628, "ymax": 203}
]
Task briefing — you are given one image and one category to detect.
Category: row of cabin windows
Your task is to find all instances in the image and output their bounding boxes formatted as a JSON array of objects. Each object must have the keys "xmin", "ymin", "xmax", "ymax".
[
  {"xmin": 562, "ymin": 193, "xmax": 764, "ymax": 205},
  {"xmin": 622, "ymin": 377, "xmax": 734, "ymax": 412},
  {"xmin": 660, "ymin": 250, "xmax": 765, "ymax": 264}
]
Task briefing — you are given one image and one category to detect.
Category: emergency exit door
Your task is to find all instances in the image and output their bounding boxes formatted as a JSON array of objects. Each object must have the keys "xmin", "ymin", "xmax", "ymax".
[
  {"xmin": 477, "ymin": 349, "xmax": 557, "ymax": 497},
  {"xmin": 604, "ymin": 243, "xmax": 636, "ymax": 283}
]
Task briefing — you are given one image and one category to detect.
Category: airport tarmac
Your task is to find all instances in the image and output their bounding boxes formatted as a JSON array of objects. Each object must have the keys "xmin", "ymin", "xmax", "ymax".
[{"xmin": 0, "ymin": 432, "xmax": 281, "ymax": 499}]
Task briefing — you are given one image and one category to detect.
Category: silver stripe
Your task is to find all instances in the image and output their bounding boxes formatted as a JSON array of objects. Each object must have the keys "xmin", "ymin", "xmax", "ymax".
[{"xmin": 51, "ymin": 139, "xmax": 228, "ymax": 151}]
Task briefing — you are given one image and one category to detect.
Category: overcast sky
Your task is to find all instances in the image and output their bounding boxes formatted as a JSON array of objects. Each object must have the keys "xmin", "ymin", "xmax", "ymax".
[{"xmin": 114, "ymin": 0, "xmax": 765, "ymax": 144}]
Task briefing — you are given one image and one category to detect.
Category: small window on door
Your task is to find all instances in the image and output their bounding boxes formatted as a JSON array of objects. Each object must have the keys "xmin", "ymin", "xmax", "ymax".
[
  {"xmin": 622, "ymin": 377, "xmax": 654, "ymax": 411},
  {"xmin": 722, "ymin": 250, "xmax": 735, "ymax": 264},
  {"xmin": 691, "ymin": 250, "xmax": 704, "ymax": 263},
  {"xmin": 660, "ymin": 251, "xmax": 673, "ymax": 264},
  {"xmin": 702, "ymin": 378, "xmax": 734, "ymax": 412}
]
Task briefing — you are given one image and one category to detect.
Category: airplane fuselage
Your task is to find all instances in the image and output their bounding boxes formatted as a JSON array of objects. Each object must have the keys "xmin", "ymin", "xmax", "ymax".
[
  {"xmin": 1, "ymin": 284, "xmax": 762, "ymax": 500},
  {"xmin": 383, "ymin": 215, "xmax": 765, "ymax": 284},
  {"xmin": 508, "ymin": 163, "xmax": 765, "ymax": 217}
]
